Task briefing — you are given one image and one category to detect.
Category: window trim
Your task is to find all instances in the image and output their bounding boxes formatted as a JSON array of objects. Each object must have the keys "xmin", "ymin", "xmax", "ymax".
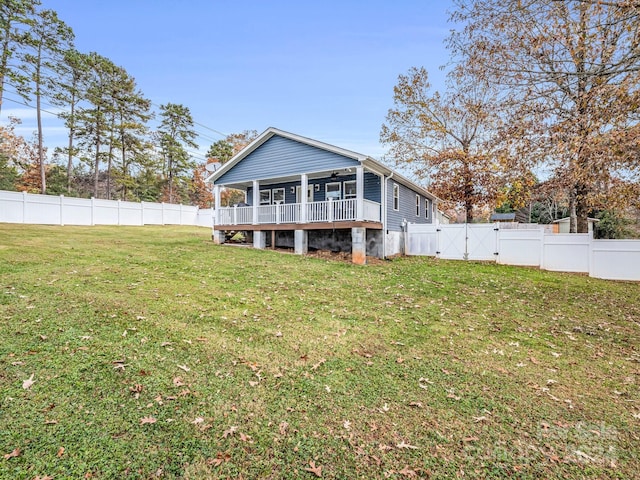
[
  {"xmin": 259, "ymin": 189, "xmax": 271, "ymax": 205},
  {"xmin": 272, "ymin": 187, "xmax": 285, "ymax": 205},
  {"xmin": 425, "ymin": 198, "xmax": 430, "ymax": 219},
  {"xmin": 343, "ymin": 180, "xmax": 356, "ymax": 199},
  {"xmin": 325, "ymin": 182, "xmax": 341, "ymax": 201},
  {"xmin": 415, "ymin": 194, "xmax": 421, "ymax": 216},
  {"xmin": 392, "ymin": 183, "xmax": 399, "ymax": 211}
]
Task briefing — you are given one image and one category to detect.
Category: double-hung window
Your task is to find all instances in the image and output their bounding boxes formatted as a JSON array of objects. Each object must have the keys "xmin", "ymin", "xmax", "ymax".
[
  {"xmin": 393, "ymin": 184, "xmax": 399, "ymax": 211},
  {"xmin": 259, "ymin": 190, "xmax": 271, "ymax": 205},
  {"xmin": 343, "ymin": 180, "xmax": 356, "ymax": 199}
]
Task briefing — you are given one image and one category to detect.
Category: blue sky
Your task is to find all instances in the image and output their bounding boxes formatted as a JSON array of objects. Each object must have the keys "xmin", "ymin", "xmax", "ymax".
[{"xmin": 2, "ymin": 0, "xmax": 453, "ymax": 162}]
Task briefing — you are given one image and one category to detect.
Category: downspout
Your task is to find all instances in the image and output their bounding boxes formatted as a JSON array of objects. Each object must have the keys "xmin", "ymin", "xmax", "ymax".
[{"xmin": 383, "ymin": 172, "xmax": 394, "ymax": 259}]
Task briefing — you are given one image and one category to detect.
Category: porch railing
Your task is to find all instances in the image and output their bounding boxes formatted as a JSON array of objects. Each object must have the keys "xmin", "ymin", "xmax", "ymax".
[{"xmin": 215, "ymin": 199, "xmax": 381, "ymax": 226}]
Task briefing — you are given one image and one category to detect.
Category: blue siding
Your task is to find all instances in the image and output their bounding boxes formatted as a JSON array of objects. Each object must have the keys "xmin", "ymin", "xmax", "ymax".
[
  {"xmin": 217, "ymin": 135, "xmax": 360, "ymax": 185},
  {"xmin": 246, "ymin": 173, "xmax": 381, "ymax": 205},
  {"xmin": 386, "ymin": 181, "xmax": 433, "ymax": 231}
]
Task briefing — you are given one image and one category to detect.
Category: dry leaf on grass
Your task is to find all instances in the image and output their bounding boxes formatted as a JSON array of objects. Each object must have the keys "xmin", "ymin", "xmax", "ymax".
[
  {"xmin": 173, "ymin": 377, "xmax": 185, "ymax": 387},
  {"xmin": 399, "ymin": 466, "xmax": 418, "ymax": 477},
  {"xmin": 22, "ymin": 374, "xmax": 35, "ymax": 390},
  {"xmin": 140, "ymin": 416, "xmax": 157, "ymax": 425},
  {"xmin": 3, "ymin": 448, "xmax": 21, "ymax": 459},
  {"xmin": 177, "ymin": 364, "xmax": 190, "ymax": 372},
  {"xmin": 223, "ymin": 425, "xmax": 238, "ymax": 438},
  {"xmin": 304, "ymin": 460, "xmax": 322, "ymax": 477},
  {"xmin": 57, "ymin": 446, "xmax": 65, "ymax": 458},
  {"xmin": 396, "ymin": 441, "xmax": 419, "ymax": 450}
]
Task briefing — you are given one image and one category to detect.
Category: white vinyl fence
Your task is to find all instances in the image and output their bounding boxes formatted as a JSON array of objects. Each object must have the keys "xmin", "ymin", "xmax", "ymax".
[
  {"xmin": 406, "ymin": 222, "xmax": 640, "ymax": 282},
  {"xmin": 0, "ymin": 190, "xmax": 214, "ymax": 228}
]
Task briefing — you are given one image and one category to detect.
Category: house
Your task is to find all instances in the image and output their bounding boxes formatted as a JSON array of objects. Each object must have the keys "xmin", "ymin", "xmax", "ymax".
[
  {"xmin": 552, "ymin": 217, "xmax": 599, "ymax": 234},
  {"xmin": 205, "ymin": 128, "xmax": 438, "ymax": 264},
  {"xmin": 490, "ymin": 212, "xmax": 516, "ymax": 223}
]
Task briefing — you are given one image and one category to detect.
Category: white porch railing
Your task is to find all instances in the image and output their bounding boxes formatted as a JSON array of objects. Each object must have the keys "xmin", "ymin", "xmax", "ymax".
[{"xmin": 215, "ymin": 199, "xmax": 381, "ymax": 226}]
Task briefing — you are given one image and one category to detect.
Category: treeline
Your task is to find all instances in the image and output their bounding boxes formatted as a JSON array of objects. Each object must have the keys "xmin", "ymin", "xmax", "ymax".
[{"xmin": 0, "ymin": 1, "xmax": 248, "ymax": 207}]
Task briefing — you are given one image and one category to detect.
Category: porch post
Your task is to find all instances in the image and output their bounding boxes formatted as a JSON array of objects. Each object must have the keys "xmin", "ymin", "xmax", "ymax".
[
  {"xmin": 352, "ymin": 227, "xmax": 367, "ymax": 265},
  {"xmin": 213, "ymin": 184, "xmax": 221, "ymax": 225},
  {"xmin": 300, "ymin": 173, "xmax": 308, "ymax": 223},
  {"xmin": 295, "ymin": 230, "xmax": 308, "ymax": 255},
  {"xmin": 252, "ymin": 180, "xmax": 259, "ymax": 225},
  {"xmin": 356, "ymin": 166, "xmax": 364, "ymax": 221}
]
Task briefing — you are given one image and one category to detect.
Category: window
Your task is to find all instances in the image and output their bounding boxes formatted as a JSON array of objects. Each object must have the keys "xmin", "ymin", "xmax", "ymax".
[
  {"xmin": 343, "ymin": 180, "xmax": 356, "ymax": 199},
  {"xmin": 416, "ymin": 194, "xmax": 420, "ymax": 216},
  {"xmin": 259, "ymin": 189, "xmax": 271, "ymax": 205},
  {"xmin": 272, "ymin": 188, "xmax": 285, "ymax": 204},
  {"xmin": 325, "ymin": 182, "xmax": 341, "ymax": 200},
  {"xmin": 425, "ymin": 199, "xmax": 430, "ymax": 219},
  {"xmin": 393, "ymin": 183, "xmax": 399, "ymax": 211}
]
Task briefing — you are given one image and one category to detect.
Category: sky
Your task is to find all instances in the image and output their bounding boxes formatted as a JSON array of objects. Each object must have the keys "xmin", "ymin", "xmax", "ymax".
[{"xmin": 1, "ymin": 0, "xmax": 454, "ymax": 163}]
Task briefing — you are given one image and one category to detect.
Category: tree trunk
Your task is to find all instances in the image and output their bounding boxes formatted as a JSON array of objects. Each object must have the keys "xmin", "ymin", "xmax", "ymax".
[
  {"xmin": 35, "ymin": 46, "xmax": 46, "ymax": 194},
  {"xmin": 0, "ymin": 28, "xmax": 11, "ymax": 117}
]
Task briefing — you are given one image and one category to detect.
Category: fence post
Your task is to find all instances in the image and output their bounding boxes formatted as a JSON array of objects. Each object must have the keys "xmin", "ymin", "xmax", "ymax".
[
  {"xmin": 141, "ymin": 201, "xmax": 145, "ymax": 226},
  {"xmin": 90, "ymin": 197, "xmax": 95, "ymax": 226},
  {"xmin": 539, "ymin": 227, "xmax": 546, "ymax": 270},
  {"xmin": 588, "ymin": 230, "xmax": 594, "ymax": 277},
  {"xmin": 60, "ymin": 194, "xmax": 64, "ymax": 226},
  {"xmin": 179, "ymin": 203, "xmax": 183, "ymax": 225},
  {"xmin": 161, "ymin": 202, "xmax": 165, "ymax": 225},
  {"xmin": 22, "ymin": 191, "xmax": 27, "ymax": 223}
]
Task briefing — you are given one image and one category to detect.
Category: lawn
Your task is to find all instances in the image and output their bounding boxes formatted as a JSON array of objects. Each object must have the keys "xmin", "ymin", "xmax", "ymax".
[{"xmin": 0, "ymin": 224, "xmax": 638, "ymax": 479}]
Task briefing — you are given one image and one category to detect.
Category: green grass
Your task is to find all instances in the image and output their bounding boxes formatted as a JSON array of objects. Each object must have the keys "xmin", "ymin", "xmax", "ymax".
[{"xmin": 0, "ymin": 224, "xmax": 638, "ymax": 479}]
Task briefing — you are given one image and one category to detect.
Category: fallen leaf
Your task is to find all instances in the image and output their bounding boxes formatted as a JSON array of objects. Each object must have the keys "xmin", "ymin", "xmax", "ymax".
[
  {"xmin": 248, "ymin": 380, "xmax": 259, "ymax": 387},
  {"xmin": 3, "ymin": 448, "xmax": 21, "ymax": 460},
  {"xmin": 343, "ymin": 420, "xmax": 351, "ymax": 430},
  {"xmin": 57, "ymin": 446, "xmax": 65, "ymax": 458},
  {"xmin": 304, "ymin": 460, "xmax": 322, "ymax": 477},
  {"xmin": 279, "ymin": 421, "xmax": 289, "ymax": 436},
  {"xmin": 33, "ymin": 476, "xmax": 54, "ymax": 480},
  {"xmin": 239, "ymin": 432, "xmax": 252, "ymax": 442},
  {"xmin": 177, "ymin": 364, "xmax": 190, "ymax": 372},
  {"xmin": 192, "ymin": 417, "xmax": 205, "ymax": 425},
  {"xmin": 399, "ymin": 465, "xmax": 417, "ymax": 477},
  {"xmin": 473, "ymin": 416, "xmax": 488, "ymax": 423},
  {"xmin": 529, "ymin": 356, "xmax": 540, "ymax": 365},
  {"xmin": 408, "ymin": 402, "xmax": 423, "ymax": 408},
  {"xmin": 396, "ymin": 441, "xmax": 419, "ymax": 449},
  {"xmin": 173, "ymin": 377, "xmax": 185, "ymax": 387},
  {"xmin": 140, "ymin": 416, "xmax": 157, "ymax": 425},
  {"xmin": 223, "ymin": 425, "xmax": 238, "ymax": 438},
  {"xmin": 22, "ymin": 374, "xmax": 35, "ymax": 390},
  {"xmin": 463, "ymin": 436, "xmax": 479, "ymax": 442}
]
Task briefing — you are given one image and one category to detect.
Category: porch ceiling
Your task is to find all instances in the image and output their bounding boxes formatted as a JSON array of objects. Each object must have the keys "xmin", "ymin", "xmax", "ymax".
[{"xmin": 215, "ymin": 167, "xmax": 367, "ymax": 190}]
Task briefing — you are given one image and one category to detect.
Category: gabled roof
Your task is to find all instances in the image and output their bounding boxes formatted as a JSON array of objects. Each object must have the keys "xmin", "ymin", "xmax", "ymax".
[{"xmin": 205, "ymin": 127, "xmax": 437, "ymax": 201}]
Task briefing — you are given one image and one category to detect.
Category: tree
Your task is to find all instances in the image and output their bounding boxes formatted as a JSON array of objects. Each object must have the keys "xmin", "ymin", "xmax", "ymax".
[
  {"xmin": 0, "ymin": 0, "xmax": 38, "ymax": 116},
  {"xmin": 51, "ymin": 49, "xmax": 91, "ymax": 193},
  {"xmin": 157, "ymin": 103, "xmax": 197, "ymax": 204},
  {"xmin": 19, "ymin": 8, "xmax": 74, "ymax": 194},
  {"xmin": 449, "ymin": 0, "xmax": 640, "ymax": 232},
  {"xmin": 225, "ymin": 129, "xmax": 258, "ymax": 155},
  {"xmin": 75, "ymin": 52, "xmax": 119, "ymax": 198},
  {"xmin": 380, "ymin": 67, "xmax": 505, "ymax": 221},
  {"xmin": 206, "ymin": 139, "xmax": 233, "ymax": 164}
]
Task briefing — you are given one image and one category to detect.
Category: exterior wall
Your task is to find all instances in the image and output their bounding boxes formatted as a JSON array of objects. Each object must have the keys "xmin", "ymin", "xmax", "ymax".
[
  {"xmin": 385, "ymin": 230, "xmax": 404, "ymax": 256},
  {"xmin": 245, "ymin": 172, "xmax": 381, "ymax": 205},
  {"xmin": 386, "ymin": 180, "xmax": 432, "ymax": 232},
  {"xmin": 216, "ymin": 135, "xmax": 360, "ymax": 185}
]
